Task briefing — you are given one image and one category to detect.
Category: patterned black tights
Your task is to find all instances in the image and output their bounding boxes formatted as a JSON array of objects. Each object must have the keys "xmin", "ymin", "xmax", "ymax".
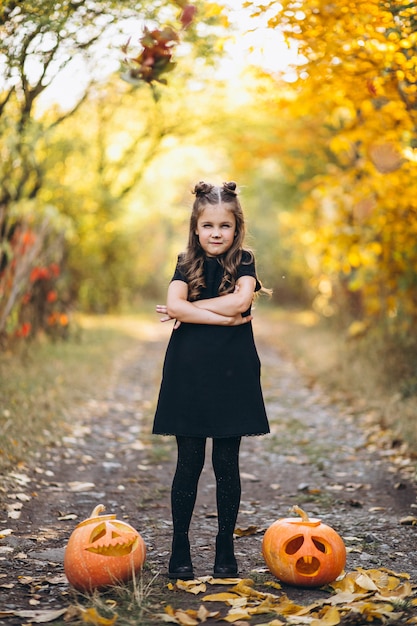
[{"xmin": 171, "ymin": 435, "xmax": 242, "ymax": 535}]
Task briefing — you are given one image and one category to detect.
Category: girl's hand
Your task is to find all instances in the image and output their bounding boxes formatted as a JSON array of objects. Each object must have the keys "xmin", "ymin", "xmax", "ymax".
[
  {"xmin": 229, "ymin": 313, "xmax": 253, "ymax": 326},
  {"xmin": 156, "ymin": 304, "xmax": 181, "ymax": 329}
]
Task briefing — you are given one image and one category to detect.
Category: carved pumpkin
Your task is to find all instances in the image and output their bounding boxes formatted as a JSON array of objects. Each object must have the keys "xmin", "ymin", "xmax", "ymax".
[
  {"xmin": 262, "ymin": 506, "xmax": 346, "ymax": 587},
  {"xmin": 64, "ymin": 504, "xmax": 146, "ymax": 591}
]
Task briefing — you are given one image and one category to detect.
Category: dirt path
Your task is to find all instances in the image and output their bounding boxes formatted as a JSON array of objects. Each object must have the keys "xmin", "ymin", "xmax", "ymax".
[{"xmin": 1, "ymin": 316, "xmax": 416, "ymax": 624}]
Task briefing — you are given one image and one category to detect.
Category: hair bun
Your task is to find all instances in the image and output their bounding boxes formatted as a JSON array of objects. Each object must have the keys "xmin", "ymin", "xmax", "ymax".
[
  {"xmin": 222, "ymin": 181, "xmax": 237, "ymax": 195},
  {"xmin": 193, "ymin": 181, "xmax": 214, "ymax": 196}
]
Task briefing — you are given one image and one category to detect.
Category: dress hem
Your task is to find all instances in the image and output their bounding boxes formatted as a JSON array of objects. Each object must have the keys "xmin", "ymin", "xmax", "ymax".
[{"xmin": 152, "ymin": 431, "xmax": 270, "ymax": 438}]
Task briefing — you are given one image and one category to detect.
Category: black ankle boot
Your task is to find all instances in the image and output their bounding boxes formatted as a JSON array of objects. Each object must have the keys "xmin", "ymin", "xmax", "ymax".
[
  {"xmin": 213, "ymin": 533, "xmax": 238, "ymax": 577},
  {"xmin": 168, "ymin": 533, "xmax": 194, "ymax": 580}
]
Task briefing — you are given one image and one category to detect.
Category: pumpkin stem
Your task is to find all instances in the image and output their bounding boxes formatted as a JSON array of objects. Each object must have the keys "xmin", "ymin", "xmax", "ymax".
[
  {"xmin": 291, "ymin": 505, "xmax": 310, "ymax": 522},
  {"xmin": 90, "ymin": 504, "xmax": 106, "ymax": 518}
]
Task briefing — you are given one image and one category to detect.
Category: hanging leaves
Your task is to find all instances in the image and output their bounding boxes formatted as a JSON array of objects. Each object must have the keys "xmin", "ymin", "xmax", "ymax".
[{"xmin": 121, "ymin": 4, "xmax": 197, "ymax": 86}]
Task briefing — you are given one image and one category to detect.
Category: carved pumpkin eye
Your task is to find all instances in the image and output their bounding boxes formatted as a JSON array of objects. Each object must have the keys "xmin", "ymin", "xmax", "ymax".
[{"xmin": 262, "ymin": 506, "xmax": 346, "ymax": 587}]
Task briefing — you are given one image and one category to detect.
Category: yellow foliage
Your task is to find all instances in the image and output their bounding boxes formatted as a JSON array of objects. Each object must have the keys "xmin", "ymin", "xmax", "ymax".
[{"xmin": 244, "ymin": 0, "xmax": 417, "ymax": 331}]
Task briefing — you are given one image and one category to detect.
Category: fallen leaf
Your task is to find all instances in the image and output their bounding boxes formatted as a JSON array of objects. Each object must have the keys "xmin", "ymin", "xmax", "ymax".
[
  {"xmin": 68, "ymin": 481, "xmax": 96, "ymax": 492},
  {"xmin": 375, "ymin": 581, "xmax": 413, "ymax": 601},
  {"xmin": 0, "ymin": 528, "xmax": 13, "ymax": 538},
  {"xmin": 81, "ymin": 607, "xmax": 118, "ymax": 625},
  {"xmin": 354, "ymin": 572, "xmax": 379, "ymax": 591},
  {"xmin": 311, "ymin": 606, "xmax": 341, "ymax": 626},
  {"xmin": 264, "ymin": 580, "xmax": 282, "ymax": 590},
  {"xmin": 210, "ymin": 577, "xmax": 241, "ymax": 585},
  {"xmin": 203, "ymin": 592, "xmax": 240, "ymax": 602},
  {"xmin": 7, "ymin": 608, "xmax": 68, "ymax": 623},
  {"xmin": 18, "ymin": 576, "xmax": 34, "ymax": 584},
  {"xmin": 222, "ymin": 607, "xmax": 251, "ymax": 622},
  {"xmin": 240, "ymin": 472, "xmax": 258, "ymax": 481},
  {"xmin": 7, "ymin": 502, "xmax": 23, "ymax": 519},
  {"xmin": 197, "ymin": 605, "xmax": 220, "ymax": 621},
  {"xmin": 169, "ymin": 609, "xmax": 198, "ymax": 626},
  {"xmin": 8, "ymin": 472, "xmax": 31, "ymax": 485},
  {"xmin": 327, "ymin": 591, "xmax": 369, "ymax": 605},
  {"xmin": 9, "ymin": 492, "xmax": 31, "ymax": 502},
  {"xmin": 234, "ymin": 525, "xmax": 259, "ymax": 537},
  {"xmin": 45, "ymin": 574, "xmax": 68, "ymax": 585},
  {"xmin": 399, "ymin": 515, "xmax": 417, "ymax": 525},
  {"xmin": 231, "ymin": 579, "xmax": 270, "ymax": 600},
  {"xmin": 176, "ymin": 579, "xmax": 207, "ymax": 595}
]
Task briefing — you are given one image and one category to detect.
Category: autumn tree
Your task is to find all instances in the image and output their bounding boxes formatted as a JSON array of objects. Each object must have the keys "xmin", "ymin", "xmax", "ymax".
[
  {"xmin": 246, "ymin": 0, "xmax": 417, "ymax": 332},
  {"xmin": 0, "ymin": 0, "xmax": 223, "ymax": 338}
]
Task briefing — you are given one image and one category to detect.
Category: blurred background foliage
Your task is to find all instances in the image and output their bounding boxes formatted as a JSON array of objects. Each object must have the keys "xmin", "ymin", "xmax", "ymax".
[{"xmin": 1, "ymin": 1, "xmax": 417, "ymax": 395}]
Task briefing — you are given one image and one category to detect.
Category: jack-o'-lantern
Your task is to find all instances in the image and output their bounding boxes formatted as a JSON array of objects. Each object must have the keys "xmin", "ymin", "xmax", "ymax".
[
  {"xmin": 64, "ymin": 504, "xmax": 146, "ymax": 591},
  {"xmin": 262, "ymin": 506, "xmax": 346, "ymax": 587}
]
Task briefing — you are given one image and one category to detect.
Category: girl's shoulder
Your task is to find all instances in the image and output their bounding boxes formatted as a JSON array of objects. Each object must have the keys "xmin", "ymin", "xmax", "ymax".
[{"xmin": 240, "ymin": 248, "xmax": 255, "ymax": 265}]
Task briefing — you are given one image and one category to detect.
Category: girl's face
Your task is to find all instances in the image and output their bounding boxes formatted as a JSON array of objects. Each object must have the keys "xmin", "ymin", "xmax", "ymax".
[{"xmin": 195, "ymin": 204, "xmax": 236, "ymax": 257}]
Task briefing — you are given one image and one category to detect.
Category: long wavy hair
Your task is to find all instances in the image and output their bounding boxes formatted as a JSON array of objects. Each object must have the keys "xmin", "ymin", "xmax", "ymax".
[{"xmin": 178, "ymin": 181, "xmax": 254, "ymax": 301}]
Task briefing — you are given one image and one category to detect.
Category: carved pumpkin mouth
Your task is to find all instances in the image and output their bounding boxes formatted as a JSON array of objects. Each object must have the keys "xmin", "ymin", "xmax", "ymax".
[
  {"xmin": 295, "ymin": 555, "xmax": 321, "ymax": 576},
  {"xmin": 85, "ymin": 521, "xmax": 140, "ymax": 557},
  {"xmin": 284, "ymin": 535, "xmax": 331, "ymax": 577}
]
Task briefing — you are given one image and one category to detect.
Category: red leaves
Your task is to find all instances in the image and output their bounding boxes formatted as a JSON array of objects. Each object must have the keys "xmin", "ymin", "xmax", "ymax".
[
  {"xmin": 180, "ymin": 4, "xmax": 197, "ymax": 29},
  {"xmin": 123, "ymin": 27, "xmax": 178, "ymax": 85},
  {"xmin": 366, "ymin": 78, "xmax": 377, "ymax": 96},
  {"xmin": 121, "ymin": 4, "xmax": 197, "ymax": 86}
]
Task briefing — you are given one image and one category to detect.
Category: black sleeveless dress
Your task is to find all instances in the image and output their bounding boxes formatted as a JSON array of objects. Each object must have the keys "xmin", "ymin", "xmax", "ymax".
[{"xmin": 152, "ymin": 252, "xmax": 270, "ymax": 438}]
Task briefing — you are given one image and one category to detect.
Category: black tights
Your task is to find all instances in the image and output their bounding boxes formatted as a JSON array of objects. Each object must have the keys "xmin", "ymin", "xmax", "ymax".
[{"xmin": 171, "ymin": 436, "xmax": 241, "ymax": 536}]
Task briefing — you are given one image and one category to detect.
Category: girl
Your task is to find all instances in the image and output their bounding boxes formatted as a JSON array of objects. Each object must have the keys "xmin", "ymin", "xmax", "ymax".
[{"xmin": 153, "ymin": 181, "xmax": 270, "ymax": 580}]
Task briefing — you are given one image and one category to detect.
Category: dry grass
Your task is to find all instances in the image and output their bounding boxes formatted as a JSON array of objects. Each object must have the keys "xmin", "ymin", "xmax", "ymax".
[
  {"xmin": 0, "ymin": 312, "xmax": 155, "ymax": 472},
  {"xmin": 2, "ymin": 306, "xmax": 416, "ymax": 474},
  {"xmin": 258, "ymin": 306, "xmax": 417, "ymax": 456}
]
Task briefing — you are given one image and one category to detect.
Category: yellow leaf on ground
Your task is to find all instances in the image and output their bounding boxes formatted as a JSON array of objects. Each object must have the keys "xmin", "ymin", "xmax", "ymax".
[
  {"xmin": 311, "ymin": 606, "xmax": 341, "ymax": 626},
  {"xmin": 196, "ymin": 605, "xmax": 220, "ymax": 621},
  {"xmin": 379, "ymin": 567, "xmax": 410, "ymax": 580},
  {"xmin": 81, "ymin": 607, "xmax": 118, "ymax": 626},
  {"xmin": 354, "ymin": 572, "xmax": 379, "ymax": 591},
  {"xmin": 234, "ymin": 525, "xmax": 259, "ymax": 537},
  {"xmin": 173, "ymin": 609, "xmax": 199, "ymax": 626},
  {"xmin": 203, "ymin": 592, "xmax": 240, "ymax": 602},
  {"xmin": 264, "ymin": 580, "xmax": 282, "ymax": 590},
  {"xmin": 231, "ymin": 580, "xmax": 269, "ymax": 599},
  {"xmin": 210, "ymin": 577, "xmax": 241, "ymax": 585},
  {"xmin": 327, "ymin": 591, "xmax": 369, "ymax": 605},
  {"xmin": 222, "ymin": 607, "xmax": 252, "ymax": 622},
  {"xmin": 176, "ymin": 579, "xmax": 207, "ymax": 595},
  {"xmin": 375, "ymin": 581, "xmax": 413, "ymax": 601}
]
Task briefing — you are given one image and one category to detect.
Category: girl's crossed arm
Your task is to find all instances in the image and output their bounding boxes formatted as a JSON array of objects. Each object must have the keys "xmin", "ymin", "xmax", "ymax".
[
  {"xmin": 193, "ymin": 275, "xmax": 256, "ymax": 317},
  {"xmin": 157, "ymin": 279, "xmax": 253, "ymax": 327}
]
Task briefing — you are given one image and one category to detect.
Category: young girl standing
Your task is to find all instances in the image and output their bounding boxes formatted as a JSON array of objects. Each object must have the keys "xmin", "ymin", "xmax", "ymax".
[{"xmin": 153, "ymin": 181, "xmax": 270, "ymax": 580}]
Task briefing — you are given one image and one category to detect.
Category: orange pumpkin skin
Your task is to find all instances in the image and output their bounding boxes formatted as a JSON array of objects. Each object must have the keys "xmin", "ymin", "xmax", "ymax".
[
  {"xmin": 64, "ymin": 505, "xmax": 146, "ymax": 592},
  {"xmin": 262, "ymin": 511, "xmax": 346, "ymax": 588}
]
